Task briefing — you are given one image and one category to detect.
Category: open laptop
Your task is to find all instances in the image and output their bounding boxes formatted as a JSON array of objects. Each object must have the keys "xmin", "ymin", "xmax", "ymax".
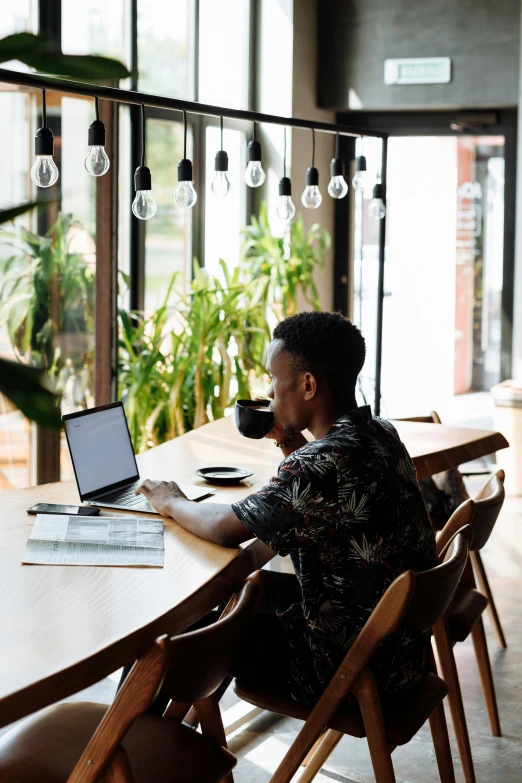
[{"xmin": 63, "ymin": 402, "xmax": 213, "ymax": 514}]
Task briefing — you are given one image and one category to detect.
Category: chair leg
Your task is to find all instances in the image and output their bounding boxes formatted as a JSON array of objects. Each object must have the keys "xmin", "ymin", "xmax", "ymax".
[
  {"xmin": 433, "ymin": 619, "xmax": 476, "ymax": 783},
  {"xmin": 429, "ymin": 702, "xmax": 457, "ymax": 783},
  {"xmin": 354, "ymin": 672, "xmax": 396, "ymax": 783},
  {"xmin": 471, "ymin": 550, "xmax": 507, "ymax": 649},
  {"xmin": 301, "ymin": 730, "xmax": 327, "ymax": 766},
  {"xmin": 297, "ymin": 730, "xmax": 344, "ymax": 783},
  {"xmin": 471, "ymin": 617, "xmax": 502, "ymax": 736}
]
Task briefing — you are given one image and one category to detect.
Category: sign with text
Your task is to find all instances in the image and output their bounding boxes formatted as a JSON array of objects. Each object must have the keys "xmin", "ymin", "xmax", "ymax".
[{"xmin": 384, "ymin": 58, "xmax": 451, "ymax": 85}]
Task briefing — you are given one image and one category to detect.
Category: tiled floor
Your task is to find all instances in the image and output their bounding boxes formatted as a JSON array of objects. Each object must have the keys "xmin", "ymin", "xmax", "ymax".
[{"xmin": 2, "ymin": 481, "xmax": 520, "ymax": 782}]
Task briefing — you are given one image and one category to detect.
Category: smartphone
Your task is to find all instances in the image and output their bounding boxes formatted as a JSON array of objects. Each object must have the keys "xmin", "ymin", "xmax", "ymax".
[{"xmin": 27, "ymin": 503, "xmax": 101, "ymax": 516}]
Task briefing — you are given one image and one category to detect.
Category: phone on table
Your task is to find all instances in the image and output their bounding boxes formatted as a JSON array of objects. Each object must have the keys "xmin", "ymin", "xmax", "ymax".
[{"xmin": 27, "ymin": 503, "xmax": 101, "ymax": 516}]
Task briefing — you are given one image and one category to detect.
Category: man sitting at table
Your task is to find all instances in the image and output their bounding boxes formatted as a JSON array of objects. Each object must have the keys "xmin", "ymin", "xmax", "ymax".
[{"xmin": 136, "ymin": 311, "xmax": 437, "ymax": 705}]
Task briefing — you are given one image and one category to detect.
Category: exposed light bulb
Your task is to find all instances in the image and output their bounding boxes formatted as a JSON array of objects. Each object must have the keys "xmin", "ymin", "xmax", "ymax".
[
  {"xmin": 369, "ymin": 183, "xmax": 386, "ymax": 220},
  {"xmin": 212, "ymin": 150, "xmax": 230, "ymax": 197},
  {"xmin": 301, "ymin": 186, "xmax": 322, "ymax": 209},
  {"xmin": 212, "ymin": 171, "xmax": 230, "ymax": 197},
  {"xmin": 175, "ymin": 158, "xmax": 197, "ymax": 208},
  {"xmin": 369, "ymin": 198, "xmax": 386, "ymax": 220},
  {"xmin": 175, "ymin": 181, "xmax": 198, "ymax": 208},
  {"xmin": 352, "ymin": 155, "xmax": 367, "ymax": 192},
  {"xmin": 132, "ymin": 191, "xmax": 156, "ymax": 220},
  {"xmin": 328, "ymin": 155, "xmax": 348, "ymax": 199},
  {"xmin": 277, "ymin": 177, "xmax": 296, "ymax": 220},
  {"xmin": 328, "ymin": 175, "xmax": 348, "ymax": 199},
  {"xmin": 277, "ymin": 196, "xmax": 296, "ymax": 221},
  {"xmin": 132, "ymin": 165, "xmax": 156, "ymax": 220},
  {"xmin": 31, "ymin": 155, "xmax": 59, "ymax": 188},
  {"xmin": 84, "ymin": 117, "xmax": 109, "ymax": 176},
  {"xmin": 244, "ymin": 138, "xmax": 265, "ymax": 187},
  {"xmin": 244, "ymin": 160, "xmax": 265, "ymax": 188},
  {"xmin": 31, "ymin": 127, "xmax": 59, "ymax": 188},
  {"xmin": 84, "ymin": 145, "xmax": 110, "ymax": 176}
]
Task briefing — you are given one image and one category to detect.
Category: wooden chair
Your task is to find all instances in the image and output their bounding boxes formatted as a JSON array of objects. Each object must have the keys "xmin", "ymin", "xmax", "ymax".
[
  {"xmin": 436, "ymin": 479, "xmax": 505, "ymax": 739},
  {"xmin": 234, "ymin": 528, "xmax": 473, "ymax": 783},
  {"xmin": 400, "ymin": 413, "xmax": 507, "ymax": 649},
  {"xmin": 0, "ymin": 571, "xmax": 264, "ymax": 783}
]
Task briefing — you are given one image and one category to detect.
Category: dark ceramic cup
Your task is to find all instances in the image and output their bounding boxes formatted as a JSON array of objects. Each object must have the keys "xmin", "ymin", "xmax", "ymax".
[{"xmin": 235, "ymin": 399, "xmax": 275, "ymax": 439}]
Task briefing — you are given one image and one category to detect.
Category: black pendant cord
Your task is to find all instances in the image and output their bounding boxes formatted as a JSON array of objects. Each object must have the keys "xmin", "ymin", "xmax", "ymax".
[
  {"xmin": 41, "ymin": 88, "xmax": 47, "ymax": 128},
  {"xmin": 183, "ymin": 110, "xmax": 187, "ymax": 159},
  {"xmin": 95, "ymin": 96, "xmax": 100, "ymax": 122},
  {"xmin": 283, "ymin": 126, "xmax": 287, "ymax": 179},
  {"xmin": 335, "ymin": 131, "xmax": 340, "ymax": 159},
  {"xmin": 253, "ymin": 121, "xmax": 256, "ymax": 142},
  {"xmin": 140, "ymin": 104, "xmax": 146, "ymax": 168},
  {"xmin": 220, "ymin": 115, "xmax": 224, "ymax": 151},
  {"xmin": 311, "ymin": 127, "xmax": 315, "ymax": 168}
]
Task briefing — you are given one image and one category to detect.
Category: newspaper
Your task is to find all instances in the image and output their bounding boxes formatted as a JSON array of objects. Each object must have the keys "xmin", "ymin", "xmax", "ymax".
[{"xmin": 22, "ymin": 514, "xmax": 164, "ymax": 567}]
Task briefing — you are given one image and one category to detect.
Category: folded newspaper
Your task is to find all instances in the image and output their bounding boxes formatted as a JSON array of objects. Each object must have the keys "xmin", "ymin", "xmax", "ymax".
[{"xmin": 22, "ymin": 514, "xmax": 165, "ymax": 567}]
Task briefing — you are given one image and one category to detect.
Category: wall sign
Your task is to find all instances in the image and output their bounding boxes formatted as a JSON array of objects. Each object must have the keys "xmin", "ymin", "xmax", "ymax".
[{"xmin": 384, "ymin": 57, "xmax": 451, "ymax": 85}]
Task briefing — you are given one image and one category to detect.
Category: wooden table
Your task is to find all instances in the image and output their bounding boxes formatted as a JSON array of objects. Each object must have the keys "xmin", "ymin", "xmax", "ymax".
[{"xmin": 0, "ymin": 416, "xmax": 508, "ymax": 730}]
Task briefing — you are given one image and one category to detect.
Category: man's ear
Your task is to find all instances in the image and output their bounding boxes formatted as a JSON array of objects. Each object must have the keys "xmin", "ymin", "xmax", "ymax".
[{"xmin": 303, "ymin": 372, "xmax": 317, "ymax": 401}]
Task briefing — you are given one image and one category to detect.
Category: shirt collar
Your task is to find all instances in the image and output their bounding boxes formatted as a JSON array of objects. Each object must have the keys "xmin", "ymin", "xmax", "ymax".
[{"xmin": 336, "ymin": 405, "xmax": 373, "ymax": 425}]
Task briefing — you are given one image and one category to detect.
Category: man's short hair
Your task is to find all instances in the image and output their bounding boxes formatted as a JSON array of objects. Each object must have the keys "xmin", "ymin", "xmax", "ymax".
[{"xmin": 273, "ymin": 311, "xmax": 366, "ymax": 405}]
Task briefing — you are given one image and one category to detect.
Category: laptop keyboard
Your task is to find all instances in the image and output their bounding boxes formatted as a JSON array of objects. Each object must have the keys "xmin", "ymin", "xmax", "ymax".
[{"xmin": 97, "ymin": 482, "xmax": 145, "ymax": 506}]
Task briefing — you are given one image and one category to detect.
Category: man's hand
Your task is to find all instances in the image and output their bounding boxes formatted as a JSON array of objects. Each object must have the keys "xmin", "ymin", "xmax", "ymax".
[{"xmin": 135, "ymin": 479, "xmax": 188, "ymax": 517}]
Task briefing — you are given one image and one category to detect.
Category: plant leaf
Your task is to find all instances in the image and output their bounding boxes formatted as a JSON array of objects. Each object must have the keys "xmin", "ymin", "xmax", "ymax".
[
  {"xmin": 0, "ymin": 358, "xmax": 61, "ymax": 429},
  {"xmin": 25, "ymin": 52, "xmax": 131, "ymax": 80}
]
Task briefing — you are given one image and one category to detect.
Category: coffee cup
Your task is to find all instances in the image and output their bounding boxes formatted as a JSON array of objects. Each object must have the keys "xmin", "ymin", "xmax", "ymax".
[{"xmin": 235, "ymin": 399, "xmax": 275, "ymax": 439}]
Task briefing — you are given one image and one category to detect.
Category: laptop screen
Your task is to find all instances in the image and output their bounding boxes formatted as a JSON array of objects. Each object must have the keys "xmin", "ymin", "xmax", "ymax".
[{"xmin": 64, "ymin": 404, "xmax": 139, "ymax": 498}]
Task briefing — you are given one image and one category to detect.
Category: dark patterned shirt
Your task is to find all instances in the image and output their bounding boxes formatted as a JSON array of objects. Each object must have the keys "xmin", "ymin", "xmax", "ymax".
[{"xmin": 232, "ymin": 406, "xmax": 437, "ymax": 704}]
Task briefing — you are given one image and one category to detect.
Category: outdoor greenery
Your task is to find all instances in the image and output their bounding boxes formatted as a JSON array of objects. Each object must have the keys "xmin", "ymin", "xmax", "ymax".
[
  {"xmin": 0, "ymin": 197, "xmax": 329, "ymax": 449},
  {"xmin": 119, "ymin": 205, "xmax": 330, "ymax": 452},
  {"xmin": 0, "ymin": 214, "xmax": 95, "ymax": 407},
  {"xmin": 241, "ymin": 202, "xmax": 331, "ymax": 318},
  {"xmin": 0, "ymin": 32, "xmax": 129, "ymax": 426}
]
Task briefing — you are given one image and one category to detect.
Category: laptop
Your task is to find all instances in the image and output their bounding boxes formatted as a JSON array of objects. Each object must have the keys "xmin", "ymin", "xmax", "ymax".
[{"xmin": 63, "ymin": 402, "xmax": 213, "ymax": 514}]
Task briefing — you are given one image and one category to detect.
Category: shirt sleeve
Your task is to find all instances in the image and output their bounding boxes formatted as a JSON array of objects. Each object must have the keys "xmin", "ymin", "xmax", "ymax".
[{"xmin": 231, "ymin": 449, "xmax": 337, "ymax": 556}]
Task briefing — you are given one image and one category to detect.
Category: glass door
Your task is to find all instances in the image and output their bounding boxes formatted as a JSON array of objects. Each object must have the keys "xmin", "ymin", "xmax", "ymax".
[{"xmin": 352, "ymin": 124, "xmax": 513, "ymax": 426}]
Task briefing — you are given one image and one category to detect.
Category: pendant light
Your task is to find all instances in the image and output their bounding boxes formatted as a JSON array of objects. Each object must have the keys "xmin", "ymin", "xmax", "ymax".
[
  {"xmin": 328, "ymin": 132, "xmax": 348, "ymax": 199},
  {"xmin": 211, "ymin": 116, "xmax": 230, "ymax": 197},
  {"xmin": 368, "ymin": 181, "xmax": 386, "ymax": 220},
  {"xmin": 244, "ymin": 122, "xmax": 265, "ymax": 187},
  {"xmin": 352, "ymin": 138, "xmax": 368, "ymax": 192},
  {"xmin": 132, "ymin": 104, "xmax": 157, "ymax": 220},
  {"xmin": 276, "ymin": 127, "xmax": 295, "ymax": 221},
  {"xmin": 175, "ymin": 110, "xmax": 197, "ymax": 208},
  {"xmin": 84, "ymin": 97, "xmax": 110, "ymax": 177},
  {"xmin": 301, "ymin": 128, "xmax": 322, "ymax": 209},
  {"xmin": 31, "ymin": 89, "xmax": 59, "ymax": 188}
]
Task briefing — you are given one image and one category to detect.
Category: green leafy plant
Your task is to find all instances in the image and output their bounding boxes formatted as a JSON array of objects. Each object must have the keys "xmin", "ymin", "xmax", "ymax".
[
  {"xmin": 0, "ymin": 214, "xmax": 95, "ymax": 406},
  {"xmin": 240, "ymin": 201, "xmax": 331, "ymax": 317},
  {"xmin": 118, "ymin": 261, "xmax": 269, "ymax": 452},
  {"xmin": 118, "ymin": 204, "xmax": 329, "ymax": 451},
  {"xmin": 0, "ymin": 358, "xmax": 60, "ymax": 429}
]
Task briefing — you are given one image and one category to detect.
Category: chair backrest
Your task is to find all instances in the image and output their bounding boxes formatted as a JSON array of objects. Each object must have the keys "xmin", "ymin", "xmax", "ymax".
[
  {"xmin": 292, "ymin": 528, "xmax": 471, "ymax": 732},
  {"xmin": 405, "ymin": 526, "xmax": 472, "ymax": 632},
  {"xmin": 397, "ymin": 411, "xmax": 441, "ymax": 424},
  {"xmin": 161, "ymin": 570, "xmax": 264, "ymax": 703},
  {"xmin": 471, "ymin": 469, "xmax": 505, "ymax": 551},
  {"xmin": 67, "ymin": 572, "xmax": 263, "ymax": 783}
]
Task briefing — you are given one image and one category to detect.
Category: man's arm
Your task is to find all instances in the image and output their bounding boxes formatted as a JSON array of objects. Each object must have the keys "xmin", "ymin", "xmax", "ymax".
[{"xmin": 136, "ymin": 480, "xmax": 253, "ymax": 548}]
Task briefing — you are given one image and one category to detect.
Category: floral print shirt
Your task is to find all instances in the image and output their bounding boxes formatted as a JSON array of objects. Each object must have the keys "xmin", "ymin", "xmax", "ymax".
[{"xmin": 232, "ymin": 406, "xmax": 437, "ymax": 704}]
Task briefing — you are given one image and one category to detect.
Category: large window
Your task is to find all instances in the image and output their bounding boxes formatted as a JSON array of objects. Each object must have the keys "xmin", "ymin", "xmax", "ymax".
[
  {"xmin": 137, "ymin": 0, "xmax": 193, "ymax": 98},
  {"xmin": 0, "ymin": 0, "xmax": 258, "ymax": 489},
  {"xmin": 144, "ymin": 117, "xmax": 191, "ymax": 313}
]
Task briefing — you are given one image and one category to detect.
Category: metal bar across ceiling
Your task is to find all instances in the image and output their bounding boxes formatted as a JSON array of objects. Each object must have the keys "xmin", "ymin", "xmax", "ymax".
[{"xmin": 0, "ymin": 67, "xmax": 387, "ymax": 140}]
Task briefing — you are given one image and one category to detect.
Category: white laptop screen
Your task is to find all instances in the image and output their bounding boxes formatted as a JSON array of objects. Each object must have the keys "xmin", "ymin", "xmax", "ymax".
[{"xmin": 64, "ymin": 405, "xmax": 139, "ymax": 498}]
